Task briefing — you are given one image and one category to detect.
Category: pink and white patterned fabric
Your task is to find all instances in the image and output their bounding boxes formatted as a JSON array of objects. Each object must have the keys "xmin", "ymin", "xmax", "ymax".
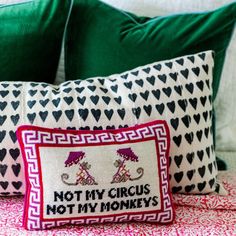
[
  {"xmin": 173, "ymin": 171, "xmax": 236, "ymax": 210},
  {"xmin": 0, "ymin": 171, "xmax": 236, "ymax": 235},
  {"xmin": 17, "ymin": 121, "xmax": 174, "ymax": 230}
]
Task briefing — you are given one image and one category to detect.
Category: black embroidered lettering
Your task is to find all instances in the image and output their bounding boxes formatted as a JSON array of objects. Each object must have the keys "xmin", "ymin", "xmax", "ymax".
[
  {"xmin": 152, "ymin": 196, "xmax": 159, "ymax": 206},
  {"xmin": 67, "ymin": 204, "xmax": 75, "ymax": 214},
  {"xmin": 96, "ymin": 189, "xmax": 105, "ymax": 199},
  {"xmin": 54, "ymin": 191, "xmax": 64, "ymax": 202},
  {"xmin": 86, "ymin": 190, "xmax": 96, "ymax": 200},
  {"xmin": 129, "ymin": 199, "xmax": 137, "ymax": 209},
  {"xmin": 110, "ymin": 201, "xmax": 120, "ymax": 211},
  {"xmin": 127, "ymin": 185, "xmax": 135, "ymax": 196},
  {"xmin": 100, "ymin": 202, "xmax": 110, "ymax": 212},
  {"xmin": 64, "ymin": 191, "xmax": 73, "ymax": 201},
  {"xmin": 46, "ymin": 205, "xmax": 56, "ymax": 215},
  {"xmin": 144, "ymin": 184, "xmax": 151, "ymax": 195},
  {"xmin": 74, "ymin": 190, "xmax": 83, "ymax": 201},
  {"xmin": 119, "ymin": 199, "xmax": 130, "ymax": 210},
  {"xmin": 78, "ymin": 203, "xmax": 88, "ymax": 213},
  {"xmin": 108, "ymin": 188, "xmax": 116, "ymax": 199},
  {"xmin": 120, "ymin": 187, "xmax": 128, "ymax": 197},
  {"xmin": 57, "ymin": 205, "xmax": 66, "ymax": 214},
  {"xmin": 89, "ymin": 203, "xmax": 98, "ymax": 212},
  {"xmin": 143, "ymin": 197, "xmax": 152, "ymax": 207},
  {"xmin": 136, "ymin": 198, "xmax": 143, "ymax": 208}
]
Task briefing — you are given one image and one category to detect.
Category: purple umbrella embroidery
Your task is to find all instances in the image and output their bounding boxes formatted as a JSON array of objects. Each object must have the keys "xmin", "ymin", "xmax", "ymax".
[
  {"xmin": 111, "ymin": 147, "xmax": 144, "ymax": 184},
  {"xmin": 61, "ymin": 151, "xmax": 98, "ymax": 186}
]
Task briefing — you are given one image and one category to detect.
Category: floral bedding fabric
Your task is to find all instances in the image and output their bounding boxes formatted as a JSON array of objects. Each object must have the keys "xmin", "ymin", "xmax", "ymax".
[
  {"xmin": 0, "ymin": 199, "xmax": 235, "ymax": 236},
  {"xmin": 0, "ymin": 171, "xmax": 235, "ymax": 235},
  {"xmin": 173, "ymin": 171, "xmax": 236, "ymax": 210}
]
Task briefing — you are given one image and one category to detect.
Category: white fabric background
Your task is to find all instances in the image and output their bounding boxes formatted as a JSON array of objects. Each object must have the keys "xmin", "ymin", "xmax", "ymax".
[
  {"xmin": 100, "ymin": 0, "xmax": 236, "ymax": 152},
  {"xmin": 40, "ymin": 141, "xmax": 161, "ymax": 219}
]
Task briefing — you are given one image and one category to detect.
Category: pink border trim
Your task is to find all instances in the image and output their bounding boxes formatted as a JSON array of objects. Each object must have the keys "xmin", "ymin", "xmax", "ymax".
[{"xmin": 17, "ymin": 120, "xmax": 173, "ymax": 230}]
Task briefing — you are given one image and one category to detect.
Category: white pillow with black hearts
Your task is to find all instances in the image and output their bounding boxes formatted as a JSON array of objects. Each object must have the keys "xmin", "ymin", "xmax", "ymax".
[{"xmin": 0, "ymin": 50, "xmax": 225, "ymax": 195}]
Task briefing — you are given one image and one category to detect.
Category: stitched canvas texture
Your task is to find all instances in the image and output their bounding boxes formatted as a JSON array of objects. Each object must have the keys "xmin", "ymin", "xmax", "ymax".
[
  {"xmin": 0, "ymin": 51, "xmax": 224, "ymax": 195},
  {"xmin": 17, "ymin": 121, "xmax": 174, "ymax": 230}
]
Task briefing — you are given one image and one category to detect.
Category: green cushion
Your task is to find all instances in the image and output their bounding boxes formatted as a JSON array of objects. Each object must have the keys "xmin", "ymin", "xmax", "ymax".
[
  {"xmin": 65, "ymin": 0, "xmax": 236, "ymax": 100},
  {"xmin": 0, "ymin": 0, "xmax": 71, "ymax": 82}
]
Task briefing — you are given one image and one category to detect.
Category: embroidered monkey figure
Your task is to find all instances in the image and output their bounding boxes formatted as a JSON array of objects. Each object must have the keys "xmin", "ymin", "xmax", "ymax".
[
  {"xmin": 61, "ymin": 161, "xmax": 98, "ymax": 186},
  {"xmin": 111, "ymin": 159, "xmax": 144, "ymax": 184}
]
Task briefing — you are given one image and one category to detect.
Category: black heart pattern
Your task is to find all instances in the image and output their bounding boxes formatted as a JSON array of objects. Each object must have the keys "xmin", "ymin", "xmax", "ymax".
[
  {"xmin": 0, "ymin": 101, "xmax": 7, "ymax": 111},
  {"xmin": 102, "ymin": 96, "xmax": 111, "ymax": 105},
  {"xmin": 187, "ymin": 169, "xmax": 195, "ymax": 181},
  {"xmin": 12, "ymin": 181, "xmax": 22, "ymax": 190},
  {"xmin": 104, "ymin": 109, "xmax": 114, "ymax": 120},
  {"xmin": 40, "ymin": 99, "xmax": 50, "ymax": 107},
  {"xmin": 0, "ymin": 164, "xmax": 8, "ymax": 177},
  {"xmin": 0, "ymin": 149, "xmax": 7, "ymax": 161},
  {"xmin": 0, "ymin": 116, "xmax": 7, "ymax": 125},
  {"xmin": 27, "ymin": 113, "xmax": 36, "ymax": 123},
  {"xmin": 140, "ymin": 91, "xmax": 149, "ymax": 101},
  {"xmin": 65, "ymin": 110, "xmax": 74, "ymax": 122},
  {"xmin": 165, "ymin": 62, "xmax": 173, "ymax": 69},
  {"xmin": 0, "ymin": 52, "xmax": 217, "ymax": 195},
  {"xmin": 173, "ymin": 135, "xmax": 182, "ymax": 147},
  {"xmin": 117, "ymin": 109, "xmax": 126, "ymax": 120},
  {"xmin": 77, "ymin": 96, "xmax": 86, "ymax": 105},
  {"xmin": 174, "ymin": 155, "xmax": 183, "ymax": 168},
  {"xmin": 135, "ymin": 79, "xmax": 144, "ymax": 87},
  {"xmin": 9, "ymin": 131, "xmax": 17, "ymax": 143},
  {"xmin": 0, "ymin": 181, "xmax": 8, "ymax": 190},
  {"xmin": 0, "ymin": 131, "xmax": 6, "ymax": 143},
  {"xmin": 198, "ymin": 181, "xmax": 206, "ymax": 192},
  {"xmin": 170, "ymin": 118, "xmax": 179, "ymax": 131},
  {"xmin": 192, "ymin": 67, "xmax": 200, "ymax": 76},
  {"xmin": 28, "ymin": 100, "xmax": 36, "ymax": 109},
  {"xmin": 132, "ymin": 107, "xmax": 141, "ymax": 119},
  {"xmin": 10, "ymin": 114, "xmax": 20, "ymax": 126},
  {"xmin": 78, "ymin": 109, "xmax": 89, "ymax": 121},
  {"xmin": 53, "ymin": 111, "xmax": 62, "ymax": 122},
  {"xmin": 143, "ymin": 105, "xmax": 152, "ymax": 116},
  {"xmin": 158, "ymin": 74, "xmax": 167, "ymax": 83},
  {"xmin": 147, "ymin": 76, "xmax": 155, "ymax": 85},
  {"xmin": 152, "ymin": 89, "xmax": 160, "ymax": 100},
  {"xmin": 174, "ymin": 85, "xmax": 182, "ymax": 96},
  {"xmin": 174, "ymin": 172, "xmax": 184, "ymax": 183},
  {"xmin": 12, "ymin": 164, "xmax": 21, "ymax": 177},
  {"xmin": 11, "ymin": 101, "xmax": 20, "ymax": 110},
  {"xmin": 91, "ymin": 109, "xmax": 101, "ymax": 122},
  {"xmin": 0, "ymin": 91, "xmax": 9, "ymax": 98},
  {"xmin": 172, "ymin": 186, "xmax": 182, "ymax": 193},
  {"xmin": 169, "ymin": 72, "xmax": 178, "ymax": 82},
  {"xmin": 9, "ymin": 148, "xmax": 20, "ymax": 161},
  {"xmin": 39, "ymin": 111, "xmax": 48, "ymax": 122},
  {"xmin": 156, "ymin": 103, "xmax": 165, "ymax": 115},
  {"xmin": 167, "ymin": 101, "xmax": 175, "ymax": 113},
  {"xmin": 185, "ymin": 184, "xmax": 195, "ymax": 193},
  {"xmin": 197, "ymin": 150, "xmax": 204, "ymax": 161},
  {"xmin": 187, "ymin": 152, "xmax": 194, "ymax": 164}
]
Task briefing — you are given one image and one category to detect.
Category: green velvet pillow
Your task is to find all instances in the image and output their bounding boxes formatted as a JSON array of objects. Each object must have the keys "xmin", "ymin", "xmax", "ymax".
[
  {"xmin": 0, "ymin": 0, "xmax": 71, "ymax": 82},
  {"xmin": 65, "ymin": 0, "xmax": 236, "ymax": 101}
]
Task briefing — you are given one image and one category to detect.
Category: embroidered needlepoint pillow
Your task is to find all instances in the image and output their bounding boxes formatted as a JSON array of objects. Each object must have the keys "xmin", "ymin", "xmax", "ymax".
[
  {"xmin": 0, "ymin": 51, "xmax": 225, "ymax": 196},
  {"xmin": 17, "ymin": 121, "xmax": 174, "ymax": 230},
  {"xmin": 0, "ymin": 0, "xmax": 71, "ymax": 82}
]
